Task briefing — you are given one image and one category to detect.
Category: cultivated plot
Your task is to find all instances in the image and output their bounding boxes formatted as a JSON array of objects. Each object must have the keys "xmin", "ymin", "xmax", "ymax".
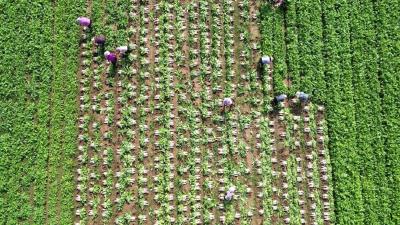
[{"xmin": 75, "ymin": 1, "xmax": 334, "ymax": 224}]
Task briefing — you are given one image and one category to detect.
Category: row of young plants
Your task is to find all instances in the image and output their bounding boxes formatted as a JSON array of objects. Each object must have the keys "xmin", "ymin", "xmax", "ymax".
[
  {"xmin": 300, "ymin": 105, "xmax": 315, "ymax": 225},
  {"xmin": 76, "ymin": 23, "xmax": 97, "ymax": 224},
  {"xmin": 306, "ymin": 104, "xmax": 324, "ymax": 225},
  {"xmin": 152, "ymin": 1, "xmax": 175, "ymax": 224},
  {"xmin": 196, "ymin": 0, "xmax": 222, "ymax": 223},
  {"xmin": 134, "ymin": 2, "xmax": 154, "ymax": 224},
  {"xmin": 195, "ymin": 0, "xmax": 237, "ymax": 223},
  {"xmin": 197, "ymin": 1, "xmax": 213, "ymax": 223},
  {"xmin": 98, "ymin": 3, "xmax": 117, "ymax": 221},
  {"xmin": 263, "ymin": 55, "xmax": 281, "ymax": 224},
  {"xmin": 76, "ymin": 0, "xmax": 104, "ymax": 222},
  {"xmin": 210, "ymin": 1, "xmax": 226, "ymax": 220},
  {"xmin": 89, "ymin": 1, "xmax": 109, "ymax": 223},
  {"xmin": 174, "ymin": 2, "xmax": 198, "ymax": 223},
  {"xmin": 239, "ymin": 0, "xmax": 270, "ymax": 222},
  {"xmin": 221, "ymin": 0, "xmax": 242, "ymax": 223},
  {"xmin": 313, "ymin": 104, "xmax": 335, "ymax": 224},
  {"xmin": 285, "ymin": 111, "xmax": 302, "ymax": 225},
  {"xmin": 227, "ymin": 0, "xmax": 270, "ymax": 223},
  {"xmin": 270, "ymin": 107, "xmax": 289, "ymax": 223},
  {"xmin": 293, "ymin": 111, "xmax": 308, "ymax": 225},
  {"xmin": 260, "ymin": 113, "xmax": 273, "ymax": 225},
  {"xmin": 112, "ymin": 0, "xmax": 139, "ymax": 223},
  {"xmin": 114, "ymin": 1, "xmax": 147, "ymax": 224},
  {"xmin": 75, "ymin": 0, "xmax": 134, "ymax": 223}
]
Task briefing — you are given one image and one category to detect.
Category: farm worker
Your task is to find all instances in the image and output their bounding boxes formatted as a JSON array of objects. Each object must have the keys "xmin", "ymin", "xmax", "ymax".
[
  {"xmin": 223, "ymin": 98, "xmax": 233, "ymax": 107},
  {"xmin": 274, "ymin": 0, "xmax": 284, "ymax": 7},
  {"xmin": 116, "ymin": 46, "xmax": 128, "ymax": 55},
  {"xmin": 225, "ymin": 192, "xmax": 234, "ymax": 201},
  {"xmin": 94, "ymin": 35, "xmax": 106, "ymax": 46},
  {"xmin": 76, "ymin": 17, "xmax": 91, "ymax": 27},
  {"xmin": 225, "ymin": 186, "xmax": 236, "ymax": 201},
  {"xmin": 222, "ymin": 97, "xmax": 233, "ymax": 112},
  {"xmin": 104, "ymin": 51, "xmax": 117, "ymax": 64},
  {"xmin": 260, "ymin": 55, "xmax": 273, "ymax": 65},
  {"xmin": 296, "ymin": 92, "xmax": 309, "ymax": 103},
  {"xmin": 275, "ymin": 94, "xmax": 287, "ymax": 103}
]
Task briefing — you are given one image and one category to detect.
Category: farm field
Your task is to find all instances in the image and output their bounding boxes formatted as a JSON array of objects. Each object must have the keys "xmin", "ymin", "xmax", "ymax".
[{"xmin": 0, "ymin": 0, "xmax": 399, "ymax": 225}]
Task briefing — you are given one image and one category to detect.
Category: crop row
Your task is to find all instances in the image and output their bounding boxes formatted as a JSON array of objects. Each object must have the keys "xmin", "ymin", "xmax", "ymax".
[
  {"xmin": 348, "ymin": 0, "xmax": 389, "ymax": 224},
  {"xmin": 47, "ymin": 1, "xmax": 86, "ymax": 224},
  {"xmin": 374, "ymin": 0, "xmax": 400, "ymax": 224}
]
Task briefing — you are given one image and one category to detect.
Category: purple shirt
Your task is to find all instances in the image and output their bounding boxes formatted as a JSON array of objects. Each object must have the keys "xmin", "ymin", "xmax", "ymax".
[
  {"xmin": 105, "ymin": 52, "xmax": 117, "ymax": 63},
  {"xmin": 77, "ymin": 17, "xmax": 91, "ymax": 27},
  {"xmin": 94, "ymin": 35, "xmax": 106, "ymax": 45}
]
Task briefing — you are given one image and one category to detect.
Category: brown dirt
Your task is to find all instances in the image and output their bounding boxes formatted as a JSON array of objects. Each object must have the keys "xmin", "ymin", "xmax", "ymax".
[{"xmin": 72, "ymin": 1, "xmax": 333, "ymax": 224}]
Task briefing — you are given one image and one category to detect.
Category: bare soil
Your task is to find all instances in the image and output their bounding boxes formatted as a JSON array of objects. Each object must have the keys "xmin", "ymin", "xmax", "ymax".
[{"xmin": 73, "ymin": 1, "xmax": 333, "ymax": 224}]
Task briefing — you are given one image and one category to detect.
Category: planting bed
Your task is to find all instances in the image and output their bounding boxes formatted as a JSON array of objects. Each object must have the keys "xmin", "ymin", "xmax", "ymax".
[{"xmin": 74, "ymin": 1, "xmax": 334, "ymax": 224}]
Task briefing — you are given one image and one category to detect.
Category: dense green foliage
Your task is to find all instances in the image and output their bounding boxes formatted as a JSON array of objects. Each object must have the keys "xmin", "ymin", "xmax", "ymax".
[
  {"xmin": 261, "ymin": 0, "xmax": 399, "ymax": 224},
  {"xmin": 0, "ymin": 1, "xmax": 84, "ymax": 224},
  {"xmin": 0, "ymin": 0, "xmax": 398, "ymax": 224}
]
